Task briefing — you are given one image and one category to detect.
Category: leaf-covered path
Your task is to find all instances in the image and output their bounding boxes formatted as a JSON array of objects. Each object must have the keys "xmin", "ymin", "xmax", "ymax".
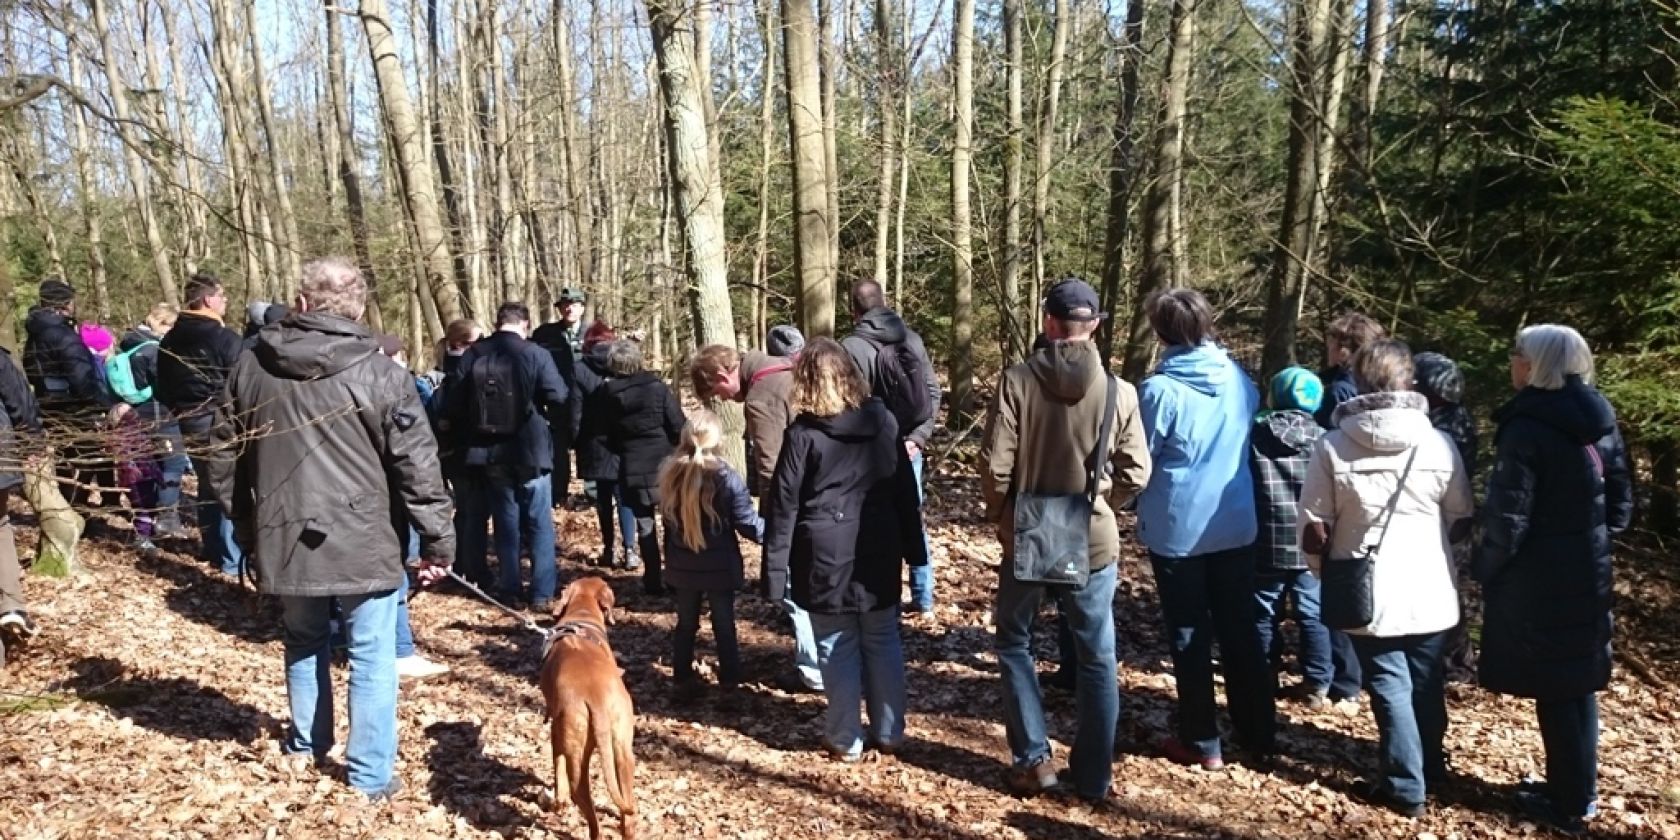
[{"xmin": 3, "ymin": 476, "xmax": 1678, "ymax": 839}]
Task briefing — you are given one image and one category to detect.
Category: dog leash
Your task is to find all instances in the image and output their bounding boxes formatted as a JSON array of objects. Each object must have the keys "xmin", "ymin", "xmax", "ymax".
[{"xmin": 444, "ymin": 568, "xmax": 549, "ymax": 638}]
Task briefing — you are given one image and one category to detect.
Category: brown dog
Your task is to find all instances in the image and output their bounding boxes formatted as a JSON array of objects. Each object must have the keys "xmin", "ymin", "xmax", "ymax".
[{"xmin": 540, "ymin": 577, "xmax": 637, "ymax": 839}]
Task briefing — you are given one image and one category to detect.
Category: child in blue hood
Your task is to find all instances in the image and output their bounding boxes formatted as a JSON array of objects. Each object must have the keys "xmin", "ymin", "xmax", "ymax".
[{"xmin": 1136, "ymin": 289, "xmax": 1276, "ymax": 769}]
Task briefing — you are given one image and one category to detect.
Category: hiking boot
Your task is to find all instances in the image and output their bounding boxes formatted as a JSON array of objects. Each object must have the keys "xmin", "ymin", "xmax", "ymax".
[
  {"xmin": 1516, "ymin": 788, "xmax": 1595, "ymax": 834},
  {"xmin": 361, "ymin": 777, "xmax": 405, "ymax": 803},
  {"xmin": 773, "ymin": 671, "xmax": 823, "ymax": 694},
  {"xmin": 1005, "ymin": 758, "xmax": 1060, "ymax": 797},
  {"xmin": 1159, "ymin": 737, "xmax": 1225, "ymax": 772},
  {"xmin": 0, "ymin": 611, "xmax": 39, "ymax": 640},
  {"xmin": 1357, "ymin": 781, "xmax": 1426, "ymax": 819},
  {"xmin": 395, "ymin": 655, "xmax": 451, "ymax": 680}
]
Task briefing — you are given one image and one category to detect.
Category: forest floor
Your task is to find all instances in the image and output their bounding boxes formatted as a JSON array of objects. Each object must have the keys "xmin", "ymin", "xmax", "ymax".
[{"xmin": 3, "ymin": 465, "xmax": 1680, "ymax": 840}]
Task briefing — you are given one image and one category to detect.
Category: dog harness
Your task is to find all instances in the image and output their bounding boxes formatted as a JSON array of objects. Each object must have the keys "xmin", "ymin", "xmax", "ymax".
[{"xmin": 543, "ymin": 619, "xmax": 610, "ymax": 657}]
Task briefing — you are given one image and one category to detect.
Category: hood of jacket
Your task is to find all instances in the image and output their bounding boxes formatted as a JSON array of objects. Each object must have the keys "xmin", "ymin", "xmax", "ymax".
[
  {"xmin": 603, "ymin": 370, "xmax": 662, "ymax": 399},
  {"xmin": 802, "ymin": 399, "xmax": 892, "ymax": 442},
  {"xmin": 850, "ymin": 307, "xmax": 909, "ymax": 346},
  {"xmin": 1256, "ymin": 409, "xmax": 1321, "ymax": 454},
  {"xmin": 121, "ymin": 326, "xmax": 159, "ymax": 351},
  {"xmin": 1155, "ymin": 343, "xmax": 1241, "ymax": 397},
  {"xmin": 582, "ymin": 341, "xmax": 614, "ymax": 376},
  {"xmin": 1495, "ymin": 376, "xmax": 1617, "ymax": 444},
  {"xmin": 25, "ymin": 307, "xmax": 71, "ymax": 337},
  {"xmin": 1332, "ymin": 390, "xmax": 1434, "ymax": 453},
  {"xmin": 1026, "ymin": 339, "xmax": 1103, "ymax": 403},
  {"xmin": 250, "ymin": 312, "xmax": 379, "ymax": 381}
]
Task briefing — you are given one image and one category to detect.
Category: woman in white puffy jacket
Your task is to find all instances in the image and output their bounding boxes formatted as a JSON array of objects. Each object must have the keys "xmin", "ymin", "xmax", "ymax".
[{"xmin": 1299, "ymin": 338, "xmax": 1474, "ymax": 818}]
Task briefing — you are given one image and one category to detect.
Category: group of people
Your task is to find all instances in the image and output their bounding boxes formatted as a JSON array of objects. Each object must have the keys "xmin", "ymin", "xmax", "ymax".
[{"xmin": 0, "ymin": 264, "xmax": 1634, "ymax": 833}]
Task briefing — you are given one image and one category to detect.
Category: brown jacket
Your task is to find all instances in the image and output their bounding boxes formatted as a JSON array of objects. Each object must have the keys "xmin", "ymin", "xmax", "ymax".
[
  {"xmin": 739, "ymin": 350, "xmax": 796, "ymax": 491},
  {"xmin": 979, "ymin": 340, "xmax": 1151, "ymax": 570}
]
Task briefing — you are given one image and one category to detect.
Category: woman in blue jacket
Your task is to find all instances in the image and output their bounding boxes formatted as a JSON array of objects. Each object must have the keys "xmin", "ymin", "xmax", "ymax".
[{"xmin": 1135, "ymin": 288, "xmax": 1275, "ymax": 769}]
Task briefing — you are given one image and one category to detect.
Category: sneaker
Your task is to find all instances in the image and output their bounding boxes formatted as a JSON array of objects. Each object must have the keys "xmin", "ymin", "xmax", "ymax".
[
  {"xmin": 774, "ymin": 672, "xmax": 823, "ymax": 695},
  {"xmin": 153, "ymin": 513, "xmax": 188, "ymax": 539},
  {"xmin": 395, "ymin": 655, "xmax": 450, "ymax": 679},
  {"xmin": 134, "ymin": 537, "xmax": 158, "ymax": 556},
  {"xmin": 1159, "ymin": 737, "xmax": 1225, "ymax": 772},
  {"xmin": 823, "ymin": 744, "xmax": 864, "ymax": 764},
  {"xmin": 622, "ymin": 551, "xmax": 643, "ymax": 571},
  {"xmin": 1330, "ymin": 695, "xmax": 1363, "ymax": 716},
  {"xmin": 1357, "ymin": 781, "xmax": 1426, "ymax": 819},
  {"xmin": 1005, "ymin": 758, "xmax": 1060, "ymax": 797},
  {"xmin": 0, "ymin": 611, "xmax": 39, "ymax": 640},
  {"xmin": 1516, "ymin": 789, "xmax": 1594, "ymax": 834},
  {"xmin": 361, "ymin": 777, "xmax": 404, "ymax": 803}
]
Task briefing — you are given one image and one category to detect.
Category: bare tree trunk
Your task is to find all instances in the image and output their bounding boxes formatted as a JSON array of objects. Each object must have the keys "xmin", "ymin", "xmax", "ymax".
[
  {"xmin": 818, "ymin": 0, "xmax": 841, "ymax": 279},
  {"xmin": 1167, "ymin": 14, "xmax": 1195, "ymax": 289},
  {"xmin": 891, "ymin": 0, "xmax": 914, "ymax": 299},
  {"xmin": 550, "ymin": 1, "xmax": 594, "ymax": 292},
  {"xmin": 755, "ymin": 0, "xmax": 778, "ymax": 342},
  {"xmin": 326, "ymin": 1, "xmax": 382, "ymax": 326},
  {"xmin": 244, "ymin": 0, "xmax": 303, "ymax": 298},
  {"xmin": 159, "ymin": 0, "xmax": 209, "ymax": 273},
  {"xmin": 1350, "ymin": 0, "xmax": 1392, "ymax": 173},
  {"xmin": 1308, "ymin": 0, "xmax": 1353, "ymax": 269},
  {"xmin": 871, "ymin": 0, "xmax": 897, "ymax": 288},
  {"xmin": 362, "ymin": 0, "xmax": 461, "ymax": 333},
  {"xmin": 1030, "ymin": 0, "xmax": 1070, "ymax": 312},
  {"xmin": 1001, "ymin": 0, "xmax": 1024, "ymax": 360},
  {"xmin": 66, "ymin": 49, "xmax": 109, "ymax": 321},
  {"xmin": 1121, "ymin": 0, "xmax": 1195, "ymax": 382},
  {"xmin": 782, "ymin": 0, "xmax": 836, "ymax": 336},
  {"xmin": 202, "ymin": 0, "xmax": 264, "ymax": 297},
  {"xmin": 453, "ymin": 0, "xmax": 491, "ymax": 320},
  {"xmin": 949, "ymin": 0, "xmax": 975, "ymax": 417},
  {"xmin": 1098, "ymin": 0, "xmax": 1144, "ymax": 365},
  {"xmin": 90, "ymin": 0, "xmax": 177, "ymax": 305}
]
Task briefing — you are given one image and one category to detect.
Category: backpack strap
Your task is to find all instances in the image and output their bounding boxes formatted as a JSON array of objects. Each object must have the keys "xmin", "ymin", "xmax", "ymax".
[{"xmin": 1084, "ymin": 376, "xmax": 1119, "ymax": 503}]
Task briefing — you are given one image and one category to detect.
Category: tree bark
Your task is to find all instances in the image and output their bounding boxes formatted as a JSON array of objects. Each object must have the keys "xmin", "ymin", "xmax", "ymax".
[
  {"xmin": 818, "ymin": 0, "xmax": 841, "ymax": 278},
  {"xmin": 871, "ymin": 0, "xmax": 897, "ymax": 289},
  {"xmin": 949, "ymin": 0, "xmax": 976, "ymax": 417},
  {"xmin": 244, "ymin": 0, "xmax": 304, "ymax": 299},
  {"xmin": 782, "ymin": 0, "xmax": 836, "ymax": 336},
  {"xmin": 362, "ymin": 0, "xmax": 461, "ymax": 334},
  {"xmin": 550, "ymin": 1, "xmax": 595, "ymax": 293},
  {"xmin": 325, "ymin": 0, "xmax": 382, "ymax": 326},
  {"xmin": 1002, "ymin": 0, "xmax": 1024, "ymax": 360},
  {"xmin": 1030, "ymin": 0, "xmax": 1071, "ymax": 313},
  {"xmin": 755, "ymin": 0, "xmax": 778, "ymax": 343},
  {"xmin": 65, "ymin": 49, "xmax": 109, "ymax": 321},
  {"xmin": 90, "ymin": 0, "xmax": 177, "ymax": 305},
  {"xmin": 1098, "ymin": 0, "xmax": 1145, "ymax": 365},
  {"xmin": 159, "ymin": 1, "xmax": 210, "ymax": 273},
  {"xmin": 1121, "ymin": 0, "xmax": 1196, "ymax": 383},
  {"xmin": 203, "ymin": 0, "xmax": 265, "ymax": 297}
]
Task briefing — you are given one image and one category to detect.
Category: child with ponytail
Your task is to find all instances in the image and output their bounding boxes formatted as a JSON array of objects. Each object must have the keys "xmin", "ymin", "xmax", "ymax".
[{"xmin": 658, "ymin": 409, "xmax": 763, "ymax": 697}]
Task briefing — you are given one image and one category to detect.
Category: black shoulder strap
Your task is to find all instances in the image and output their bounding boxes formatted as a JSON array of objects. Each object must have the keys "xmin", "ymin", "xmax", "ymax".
[
  {"xmin": 1365, "ymin": 446, "xmax": 1420, "ymax": 556},
  {"xmin": 1085, "ymin": 375, "xmax": 1118, "ymax": 503}
]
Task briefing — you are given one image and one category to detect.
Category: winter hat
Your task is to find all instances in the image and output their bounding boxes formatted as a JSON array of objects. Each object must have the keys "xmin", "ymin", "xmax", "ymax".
[
  {"xmin": 582, "ymin": 320, "xmax": 616, "ymax": 352},
  {"xmin": 1269, "ymin": 366, "xmax": 1324, "ymax": 414},
  {"xmin": 264, "ymin": 303, "xmax": 291, "ymax": 325},
  {"xmin": 246, "ymin": 301, "xmax": 273, "ymax": 329},
  {"xmin": 39, "ymin": 278, "xmax": 75, "ymax": 309},
  {"xmin": 767, "ymin": 324, "xmax": 806, "ymax": 357},
  {"xmin": 79, "ymin": 323, "xmax": 116, "ymax": 355},
  {"xmin": 1412, "ymin": 352, "xmax": 1466, "ymax": 407}
]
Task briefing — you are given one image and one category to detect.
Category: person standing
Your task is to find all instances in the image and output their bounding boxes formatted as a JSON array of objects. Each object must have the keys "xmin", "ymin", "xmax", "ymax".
[
  {"xmin": 115, "ymin": 304, "xmax": 189, "ymax": 537},
  {"xmin": 1477, "ymin": 325, "xmax": 1633, "ymax": 834},
  {"xmin": 1412, "ymin": 351, "xmax": 1480, "ymax": 683},
  {"xmin": 572, "ymin": 324, "xmax": 637, "ymax": 568},
  {"xmin": 442, "ymin": 302, "xmax": 568, "ymax": 610},
  {"xmin": 206, "ymin": 257, "xmax": 456, "ymax": 799},
  {"xmin": 1299, "ymin": 340, "xmax": 1473, "ymax": 818},
  {"xmin": 23, "ymin": 278, "xmax": 115, "ymax": 505},
  {"xmin": 157, "ymin": 272, "xmax": 246, "ymax": 578},
  {"xmin": 763, "ymin": 338, "xmax": 925, "ymax": 762},
  {"xmin": 980, "ymin": 279, "xmax": 1150, "ymax": 802},
  {"xmin": 1135, "ymin": 288, "xmax": 1276, "ymax": 770},
  {"xmin": 840, "ymin": 280, "xmax": 941, "ymax": 614},
  {"xmin": 601, "ymin": 340, "xmax": 685, "ymax": 595},
  {"xmin": 532, "ymin": 287, "xmax": 588, "ymax": 501},
  {"xmin": 0, "ymin": 344, "xmax": 44, "ymax": 656}
]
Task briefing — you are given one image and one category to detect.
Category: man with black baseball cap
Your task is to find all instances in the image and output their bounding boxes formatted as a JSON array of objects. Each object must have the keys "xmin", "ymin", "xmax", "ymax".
[
  {"xmin": 531, "ymin": 287, "xmax": 588, "ymax": 502},
  {"xmin": 979, "ymin": 276, "xmax": 1151, "ymax": 803}
]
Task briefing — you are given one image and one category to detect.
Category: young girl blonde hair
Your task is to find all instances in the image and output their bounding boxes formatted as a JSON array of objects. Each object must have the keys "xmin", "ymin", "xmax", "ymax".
[{"xmin": 658, "ymin": 409, "xmax": 726, "ymax": 552}]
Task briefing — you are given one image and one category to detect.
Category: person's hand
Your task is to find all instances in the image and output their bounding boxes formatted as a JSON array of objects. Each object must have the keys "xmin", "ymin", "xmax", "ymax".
[
  {"xmin": 108, "ymin": 403, "xmax": 133, "ymax": 426},
  {"xmin": 417, "ymin": 558, "xmax": 450, "ymax": 586},
  {"xmin": 1302, "ymin": 521, "xmax": 1330, "ymax": 556},
  {"xmin": 904, "ymin": 440, "xmax": 922, "ymax": 460}
]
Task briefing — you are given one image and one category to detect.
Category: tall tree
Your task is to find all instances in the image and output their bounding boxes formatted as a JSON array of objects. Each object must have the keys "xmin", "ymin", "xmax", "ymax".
[
  {"xmin": 1097, "ymin": 0, "xmax": 1145, "ymax": 364},
  {"xmin": 782, "ymin": 0, "xmax": 836, "ymax": 336},
  {"xmin": 243, "ymin": 1, "xmax": 303, "ymax": 297},
  {"xmin": 949, "ymin": 0, "xmax": 976, "ymax": 416},
  {"xmin": 871, "ymin": 0, "xmax": 898, "ymax": 288},
  {"xmin": 1030, "ymin": 0, "xmax": 1071, "ymax": 307},
  {"xmin": 1121, "ymin": 0, "xmax": 1196, "ymax": 382},
  {"xmin": 65, "ymin": 47, "xmax": 109, "ymax": 321},
  {"xmin": 754, "ymin": 0, "xmax": 778, "ymax": 343},
  {"xmin": 1001, "ymin": 0, "xmax": 1024, "ymax": 360},
  {"xmin": 324, "ymin": 1, "xmax": 381, "ymax": 327}
]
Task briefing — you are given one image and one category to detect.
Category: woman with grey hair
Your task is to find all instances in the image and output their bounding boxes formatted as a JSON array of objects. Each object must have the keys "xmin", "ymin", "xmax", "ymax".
[
  {"xmin": 1300, "ymin": 338, "xmax": 1474, "ymax": 818},
  {"xmin": 601, "ymin": 338, "xmax": 686, "ymax": 594},
  {"xmin": 1477, "ymin": 324, "xmax": 1633, "ymax": 833}
]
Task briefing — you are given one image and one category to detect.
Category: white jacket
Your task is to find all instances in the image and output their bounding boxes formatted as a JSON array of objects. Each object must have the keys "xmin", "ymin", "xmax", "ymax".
[{"xmin": 1300, "ymin": 391, "xmax": 1473, "ymax": 638}]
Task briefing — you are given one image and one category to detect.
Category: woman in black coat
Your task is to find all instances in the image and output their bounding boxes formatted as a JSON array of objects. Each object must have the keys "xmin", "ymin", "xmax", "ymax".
[
  {"xmin": 1477, "ymin": 324, "xmax": 1634, "ymax": 833},
  {"xmin": 601, "ymin": 339, "xmax": 685, "ymax": 594},
  {"xmin": 573, "ymin": 333, "xmax": 636, "ymax": 568},
  {"xmin": 0, "ymin": 346, "xmax": 43, "ymax": 649},
  {"xmin": 762, "ymin": 338, "xmax": 926, "ymax": 762}
]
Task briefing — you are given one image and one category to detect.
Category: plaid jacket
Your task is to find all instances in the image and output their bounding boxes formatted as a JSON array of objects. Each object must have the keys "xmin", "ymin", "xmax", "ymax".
[{"xmin": 1250, "ymin": 409, "xmax": 1324, "ymax": 570}]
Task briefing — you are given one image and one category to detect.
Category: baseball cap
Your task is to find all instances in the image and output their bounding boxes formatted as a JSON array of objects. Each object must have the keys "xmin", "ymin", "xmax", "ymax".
[
  {"xmin": 556, "ymin": 287, "xmax": 587, "ymax": 305},
  {"xmin": 1043, "ymin": 278, "xmax": 1104, "ymax": 322}
]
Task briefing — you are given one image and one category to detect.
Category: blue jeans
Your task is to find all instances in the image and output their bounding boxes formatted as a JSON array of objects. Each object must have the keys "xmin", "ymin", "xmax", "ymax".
[
  {"xmin": 1254, "ymin": 569, "xmax": 1332, "ymax": 692},
  {"xmin": 1150, "ymin": 546, "xmax": 1277, "ymax": 759},
  {"xmin": 785, "ymin": 597, "xmax": 824, "ymax": 690},
  {"xmin": 179, "ymin": 414, "xmax": 244, "ymax": 577},
  {"xmin": 1350, "ymin": 630, "xmax": 1448, "ymax": 806},
  {"xmin": 996, "ymin": 561, "xmax": 1118, "ymax": 799},
  {"xmin": 1536, "ymin": 694, "xmax": 1599, "ymax": 817},
  {"xmin": 1331, "ymin": 629, "xmax": 1364, "ymax": 701},
  {"xmin": 281, "ymin": 588, "xmax": 400, "ymax": 795},
  {"xmin": 455, "ymin": 467, "xmax": 557, "ymax": 603},
  {"xmin": 810, "ymin": 607, "xmax": 906, "ymax": 758},
  {"xmin": 907, "ymin": 451, "xmax": 934, "ymax": 610},
  {"xmin": 673, "ymin": 588, "xmax": 739, "ymax": 684},
  {"xmin": 155, "ymin": 419, "xmax": 188, "ymax": 517},
  {"xmin": 395, "ymin": 571, "xmax": 415, "ymax": 659},
  {"xmin": 594, "ymin": 479, "xmax": 636, "ymax": 559}
]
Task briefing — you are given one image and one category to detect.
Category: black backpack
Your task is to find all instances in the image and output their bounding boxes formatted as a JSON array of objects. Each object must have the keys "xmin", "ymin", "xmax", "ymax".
[
  {"xmin": 469, "ymin": 350, "xmax": 527, "ymax": 436},
  {"xmin": 864, "ymin": 336, "xmax": 933, "ymax": 434}
]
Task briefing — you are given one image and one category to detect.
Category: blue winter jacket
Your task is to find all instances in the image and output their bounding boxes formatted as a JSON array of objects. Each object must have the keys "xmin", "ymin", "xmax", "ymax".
[{"xmin": 1136, "ymin": 343, "xmax": 1261, "ymax": 558}]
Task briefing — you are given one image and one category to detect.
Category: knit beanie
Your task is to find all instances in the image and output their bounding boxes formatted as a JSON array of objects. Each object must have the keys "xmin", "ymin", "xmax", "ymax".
[
  {"xmin": 1269, "ymin": 366, "xmax": 1324, "ymax": 414},
  {"xmin": 79, "ymin": 323, "xmax": 115, "ymax": 355},
  {"xmin": 767, "ymin": 324, "xmax": 806, "ymax": 357},
  {"xmin": 1413, "ymin": 352, "xmax": 1466, "ymax": 407},
  {"xmin": 39, "ymin": 278, "xmax": 75, "ymax": 309},
  {"xmin": 246, "ymin": 301, "xmax": 273, "ymax": 328}
]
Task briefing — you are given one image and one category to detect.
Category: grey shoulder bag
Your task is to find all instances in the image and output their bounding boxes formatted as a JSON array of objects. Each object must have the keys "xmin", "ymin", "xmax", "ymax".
[
  {"xmin": 1322, "ymin": 446, "xmax": 1418, "ymax": 630},
  {"xmin": 1011, "ymin": 376, "xmax": 1118, "ymax": 587}
]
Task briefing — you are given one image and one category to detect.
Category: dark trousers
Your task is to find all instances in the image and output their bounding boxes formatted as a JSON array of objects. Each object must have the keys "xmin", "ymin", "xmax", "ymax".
[
  {"xmin": 673, "ymin": 588, "xmax": 740, "ymax": 684},
  {"xmin": 623, "ymin": 489, "xmax": 663, "ymax": 592},
  {"xmin": 1350, "ymin": 630, "xmax": 1448, "ymax": 805},
  {"xmin": 1150, "ymin": 546, "xmax": 1277, "ymax": 758},
  {"xmin": 1330, "ymin": 629, "xmax": 1364, "ymax": 700},
  {"xmin": 1537, "ymin": 694, "xmax": 1600, "ymax": 817}
]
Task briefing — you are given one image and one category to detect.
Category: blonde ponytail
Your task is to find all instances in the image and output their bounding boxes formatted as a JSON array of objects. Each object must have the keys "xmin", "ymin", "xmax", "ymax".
[{"xmin": 658, "ymin": 410, "xmax": 726, "ymax": 552}]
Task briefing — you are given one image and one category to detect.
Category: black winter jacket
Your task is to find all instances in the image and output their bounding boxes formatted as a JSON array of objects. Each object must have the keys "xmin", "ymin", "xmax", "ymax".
[
  {"xmin": 531, "ymin": 321, "xmax": 581, "ymax": 452},
  {"xmin": 571, "ymin": 343, "xmax": 620, "ymax": 482},
  {"xmin": 664, "ymin": 466, "xmax": 764, "ymax": 592},
  {"xmin": 841, "ymin": 307, "xmax": 941, "ymax": 446},
  {"xmin": 763, "ymin": 399, "xmax": 927, "ymax": 614},
  {"xmin": 1476, "ymin": 377, "xmax": 1634, "ymax": 699},
  {"xmin": 22, "ymin": 308, "xmax": 106, "ymax": 410},
  {"xmin": 1250, "ymin": 410, "xmax": 1323, "ymax": 571},
  {"xmin": 602, "ymin": 372, "xmax": 685, "ymax": 491},
  {"xmin": 0, "ymin": 347, "xmax": 44, "ymax": 492},
  {"xmin": 1314, "ymin": 366, "xmax": 1359, "ymax": 430},
  {"xmin": 206, "ymin": 313, "xmax": 456, "ymax": 597},
  {"xmin": 442, "ymin": 330, "xmax": 569, "ymax": 474},
  {"xmin": 157, "ymin": 310, "xmax": 244, "ymax": 417}
]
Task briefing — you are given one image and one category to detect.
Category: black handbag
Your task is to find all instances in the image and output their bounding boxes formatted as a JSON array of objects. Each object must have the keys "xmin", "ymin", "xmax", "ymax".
[
  {"xmin": 1322, "ymin": 447, "xmax": 1418, "ymax": 630},
  {"xmin": 1011, "ymin": 376, "xmax": 1117, "ymax": 587}
]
